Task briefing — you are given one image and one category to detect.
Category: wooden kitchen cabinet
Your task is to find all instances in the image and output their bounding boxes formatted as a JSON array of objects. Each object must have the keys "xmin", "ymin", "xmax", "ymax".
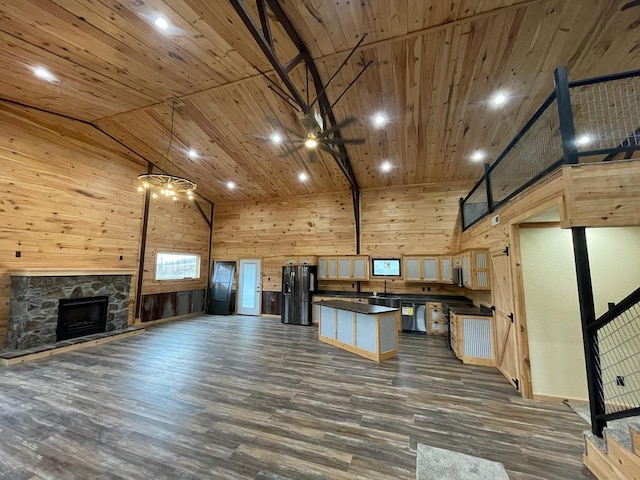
[
  {"xmin": 453, "ymin": 249, "xmax": 491, "ymax": 290},
  {"xmin": 450, "ymin": 312, "xmax": 494, "ymax": 366},
  {"xmin": 426, "ymin": 302, "xmax": 447, "ymax": 335},
  {"xmin": 439, "ymin": 256, "xmax": 453, "ymax": 284},
  {"xmin": 318, "ymin": 257, "xmax": 338, "ymax": 280},
  {"xmin": 403, "ymin": 256, "xmax": 439, "ymax": 282},
  {"xmin": 319, "ymin": 256, "xmax": 368, "ymax": 280},
  {"xmin": 284, "ymin": 256, "xmax": 317, "ymax": 265}
]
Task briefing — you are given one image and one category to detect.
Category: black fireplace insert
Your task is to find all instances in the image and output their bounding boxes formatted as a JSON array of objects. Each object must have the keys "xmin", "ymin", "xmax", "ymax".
[{"xmin": 57, "ymin": 296, "xmax": 109, "ymax": 341}]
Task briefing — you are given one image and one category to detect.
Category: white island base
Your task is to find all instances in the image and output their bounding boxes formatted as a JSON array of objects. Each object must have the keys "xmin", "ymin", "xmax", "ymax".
[{"xmin": 314, "ymin": 300, "xmax": 400, "ymax": 362}]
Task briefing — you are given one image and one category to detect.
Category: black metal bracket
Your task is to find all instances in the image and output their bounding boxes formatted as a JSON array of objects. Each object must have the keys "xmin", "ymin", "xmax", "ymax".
[
  {"xmin": 503, "ymin": 245, "xmax": 509, "ymax": 257},
  {"xmin": 507, "ymin": 312, "xmax": 514, "ymax": 323}
]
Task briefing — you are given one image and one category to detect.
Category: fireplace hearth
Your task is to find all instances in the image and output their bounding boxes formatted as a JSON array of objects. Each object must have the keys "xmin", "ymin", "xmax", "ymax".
[{"xmin": 57, "ymin": 296, "xmax": 108, "ymax": 341}]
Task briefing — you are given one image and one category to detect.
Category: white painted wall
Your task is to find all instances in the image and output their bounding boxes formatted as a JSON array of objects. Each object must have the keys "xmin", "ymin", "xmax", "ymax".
[{"xmin": 520, "ymin": 226, "xmax": 640, "ymax": 401}]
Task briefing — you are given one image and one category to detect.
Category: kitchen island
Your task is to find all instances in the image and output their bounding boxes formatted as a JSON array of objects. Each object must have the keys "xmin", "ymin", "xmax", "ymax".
[{"xmin": 314, "ymin": 299, "xmax": 400, "ymax": 362}]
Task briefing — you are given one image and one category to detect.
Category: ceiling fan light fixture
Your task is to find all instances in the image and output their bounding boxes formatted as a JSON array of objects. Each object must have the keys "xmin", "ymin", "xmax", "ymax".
[{"xmin": 304, "ymin": 137, "xmax": 318, "ymax": 149}]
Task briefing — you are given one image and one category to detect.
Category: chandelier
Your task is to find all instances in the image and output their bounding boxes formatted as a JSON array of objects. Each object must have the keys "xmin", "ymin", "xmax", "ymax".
[{"xmin": 137, "ymin": 101, "xmax": 197, "ymax": 201}]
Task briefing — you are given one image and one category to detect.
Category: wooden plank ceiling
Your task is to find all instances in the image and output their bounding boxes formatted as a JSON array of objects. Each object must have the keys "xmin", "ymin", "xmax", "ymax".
[{"xmin": 0, "ymin": 0, "xmax": 638, "ymax": 203}]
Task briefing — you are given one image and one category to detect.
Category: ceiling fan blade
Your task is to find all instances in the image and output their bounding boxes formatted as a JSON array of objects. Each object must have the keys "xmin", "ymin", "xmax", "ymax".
[
  {"xmin": 318, "ymin": 143, "xmax": 344, "ymax": 161},
  {"xmin": 325, "ymin": 137, "xmax": 365, "ymax": 145},
  {"xmin": 268, "ymin": 117, "xmax": 305, "ymax": 140},
  {"xmin": 278, "ymin": 143, "xmax": 304, "ymax": 158},
  {"xmin": 317, "ymin": 116, "xmax": 357, "ymax": 137}
]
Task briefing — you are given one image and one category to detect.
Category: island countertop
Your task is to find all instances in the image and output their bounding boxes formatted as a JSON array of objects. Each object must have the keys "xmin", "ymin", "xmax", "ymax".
[{"xmin": 313, "ymin": 299, "xmax": 398, "ymax": 315}]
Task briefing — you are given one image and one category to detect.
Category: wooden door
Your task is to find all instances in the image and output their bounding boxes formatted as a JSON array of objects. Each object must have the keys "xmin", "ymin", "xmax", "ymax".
[{"xmin": 490, "ymin": 247, "xmax": 520, "ymax": 390}]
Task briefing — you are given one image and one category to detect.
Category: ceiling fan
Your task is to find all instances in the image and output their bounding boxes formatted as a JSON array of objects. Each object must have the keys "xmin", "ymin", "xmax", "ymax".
[{"xmin": 271, "ymin": 110, "xmax": 365, "ymax": 163}]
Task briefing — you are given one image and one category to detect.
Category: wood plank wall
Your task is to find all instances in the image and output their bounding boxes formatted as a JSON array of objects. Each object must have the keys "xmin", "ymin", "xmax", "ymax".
[
  {"xmin": 142, "ymin": 199, "xmax": 210, "ymax": 296},
  {"xmin": 562, "ymin": 160, "xmax": 640, "ymax": 228},
  {"xmin": 211, "ymin": 191, "xmax": 356, "ymax": 293},
  {"xmin": 359, "ymin": 182, "xmax": 471, "ymax": 295},
  {"xmin": 0, "ymin": 102, "xmax": 145, "ymax": 343},
  {"xmin": 211, "ymin": 182, "xmax": 472, "ymax": 296},
  {"xmin": 361, "ymin": 181, "xmax": 471, "ymax": 256}
]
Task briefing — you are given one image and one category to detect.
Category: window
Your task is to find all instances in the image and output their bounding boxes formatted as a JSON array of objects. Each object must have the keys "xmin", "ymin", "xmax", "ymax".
[{"xmin": 155, "ymin": 252, "xmax": 200, "ymax": 280}]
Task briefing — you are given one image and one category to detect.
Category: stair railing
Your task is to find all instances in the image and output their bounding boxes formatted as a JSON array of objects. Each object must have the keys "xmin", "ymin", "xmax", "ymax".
[{"xmin": 585, "ymin": 286, "xmax": 640, "ymax": 436}]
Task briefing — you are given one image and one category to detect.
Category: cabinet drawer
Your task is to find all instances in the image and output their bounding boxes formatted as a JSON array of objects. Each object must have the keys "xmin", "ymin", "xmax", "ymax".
[{"xmin": 427, "ymin": 302, "xmax": 441, "ymax": 309}]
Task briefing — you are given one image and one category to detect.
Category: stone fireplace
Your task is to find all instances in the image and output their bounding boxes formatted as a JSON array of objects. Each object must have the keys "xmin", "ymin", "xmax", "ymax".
[{"xmin": 7, "ymin": 272, "xmax": 132, "ymax": 350}]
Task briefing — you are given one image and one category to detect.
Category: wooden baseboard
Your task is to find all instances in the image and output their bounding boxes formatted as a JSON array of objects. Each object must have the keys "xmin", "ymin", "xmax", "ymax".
[
  {"xmin": 1, "ymin": 329, "xmax": 145, "ymax": 366},
  {"xmin": 261, "ymin": 314, "xmax": 280, "ymax": 319},
  {"xmin": 138, "ymin": 312, "xmax": 202, "ymax": 326},
  {"xmin": 533, "ymin": 393, "xmax": 589, "ymax": 404}
]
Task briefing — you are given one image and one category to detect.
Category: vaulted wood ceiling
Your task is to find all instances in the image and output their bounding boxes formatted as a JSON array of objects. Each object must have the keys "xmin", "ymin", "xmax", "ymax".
[{"xmin": 1, "ymin": 0, "xmax": 639, "ymax": 203}]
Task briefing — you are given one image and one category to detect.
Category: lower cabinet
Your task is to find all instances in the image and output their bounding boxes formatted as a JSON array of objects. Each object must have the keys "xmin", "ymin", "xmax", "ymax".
[
  {"xmin": 426, "ymin": 302, "xmax": 447, "ymax": 335},
  {"xmin": 450, "ymin": 313, "xmax": 495, "ymax": 366}
]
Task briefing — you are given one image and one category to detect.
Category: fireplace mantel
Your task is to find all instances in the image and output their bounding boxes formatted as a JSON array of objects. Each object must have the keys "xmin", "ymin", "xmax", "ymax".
[{"xmin": 10, "ymin": 269, "xmax": 137, "ymax": 277}]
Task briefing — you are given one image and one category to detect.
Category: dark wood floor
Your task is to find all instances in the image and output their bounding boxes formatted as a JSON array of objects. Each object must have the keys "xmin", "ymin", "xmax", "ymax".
[{"xmin": 0, "ymin": 315, "xmax": 593, "ymax": 480}]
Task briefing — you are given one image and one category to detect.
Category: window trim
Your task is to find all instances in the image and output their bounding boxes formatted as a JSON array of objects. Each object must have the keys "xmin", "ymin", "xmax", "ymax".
[{"xmin": 154, "ymin": 251, "xmax": 201, "ymax": 281}]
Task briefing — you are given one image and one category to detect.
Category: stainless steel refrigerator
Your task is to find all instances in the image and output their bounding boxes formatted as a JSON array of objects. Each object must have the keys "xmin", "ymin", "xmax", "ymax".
[{"xmin": 281, "ymin": 265, "xmax": 317, "ymax": 325}]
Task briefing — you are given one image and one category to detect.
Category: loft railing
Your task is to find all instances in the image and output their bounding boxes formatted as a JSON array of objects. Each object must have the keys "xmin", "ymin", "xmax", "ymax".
[
  {"xmin": 461, "ymin": 67, "xmax": 640, "ymax": 230},
  {"xmin": 585, "ymin": 286, "xmax": 640, "ymax": 436}
]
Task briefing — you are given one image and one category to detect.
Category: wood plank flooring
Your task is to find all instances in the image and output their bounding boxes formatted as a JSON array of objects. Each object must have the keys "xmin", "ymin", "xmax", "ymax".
[{"xmin": 0, "ymin": 315, "xmax": 593, "ymax": 479}]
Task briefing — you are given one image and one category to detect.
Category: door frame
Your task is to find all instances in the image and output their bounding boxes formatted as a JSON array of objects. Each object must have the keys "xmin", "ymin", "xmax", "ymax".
[{"xmin": 237, "ymin": 258, "xmax": 261, "ymax": 316}]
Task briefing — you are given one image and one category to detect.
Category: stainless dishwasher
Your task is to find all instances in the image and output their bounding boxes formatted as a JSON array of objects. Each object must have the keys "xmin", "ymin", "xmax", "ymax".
[{"xmin": 401, "ymin": 301, "xmax": 426, "ymax": 334}]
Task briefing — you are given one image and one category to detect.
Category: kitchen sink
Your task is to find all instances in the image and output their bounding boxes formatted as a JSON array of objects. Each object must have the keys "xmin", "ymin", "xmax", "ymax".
[{"xmin": 368, "ymin": 296, "xmax": 401, "ymax": 308}]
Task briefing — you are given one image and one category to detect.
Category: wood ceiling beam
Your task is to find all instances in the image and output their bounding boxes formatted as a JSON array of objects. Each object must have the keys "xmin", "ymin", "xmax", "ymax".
[
  {"xmin": 229, "ymin": 0, "xmax": 362, "ymax": 251},
  {"xmin": 228, "ymin": 0, "xmax": 309, "ymax": 112}
]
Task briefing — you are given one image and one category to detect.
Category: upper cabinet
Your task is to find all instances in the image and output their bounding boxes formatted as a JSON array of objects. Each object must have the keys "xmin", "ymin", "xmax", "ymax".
[
  {"xmin": 439, "ymin": 256, "xmax": 453, "ymax": 284},
  {"xmin": 454, "ymin": 249, "xmax": 491, "ymax": 290},
  {"xmin": 319, "ymin": 256, "xmax": 368, "ymax": 280},
  {"xmin": 404, "ymin": 256, "xmax": 439, "ymax": 282},
  {"xmin": 284, "ymin": 256, "xmax": 317, "ymax": 265}
]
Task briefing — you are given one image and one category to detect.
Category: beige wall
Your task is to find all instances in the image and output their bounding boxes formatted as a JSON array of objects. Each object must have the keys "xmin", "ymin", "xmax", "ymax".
[
  {"xmin": 520, "ymin": 226, "xmax": 640, "ymax": 401},
  {"xmin": 588, "ymin": 227, "xmax": 640, "ymax": 317},
  {"xmin": 520, "ymin": 227, "xmax": 587, "ymax": 400}
]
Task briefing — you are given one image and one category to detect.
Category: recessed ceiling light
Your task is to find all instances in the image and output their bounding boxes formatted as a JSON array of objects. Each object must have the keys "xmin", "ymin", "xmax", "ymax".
[
  {"xmin": 298, "ymin": 172, "xmax": 309, "ymax": 182},
  {"xmin": 491, "ymin": 92, "xmax": 508, "ymax": 106},
  {"xmin": 373, "ymin": 112, "xmax": 388, "ymax": 128},
  {"xmin": 187, "ymin": 149, "xmax": 199, "ymax": 159},
  {"xmin": 32, "ymin": 66, "xmax": 56, "ymax": 82},
  {"xmin": 577, "ymin": 134, "xmax": 593, "ymax": 146},
  {"xmin": 270, "ymin": 133, "xmax": 283, "ymax": 145},
  {"xmin": 304, "ymin": 138, "xmax": 318, "ymax": 149},
  {"xmin": 380, "ymin": 161, "xmax": 393, "ymax": 173},
  {"xmin": 471, "ymin": 150, "xmax": 485, "ymax": 162},
  {"xmin": 155, "ymin": 17, "xmax": 169, "ymax": 30},
  {"xmin": 226, "ymin": 181, "xmax": 236, "ymax": 189}
]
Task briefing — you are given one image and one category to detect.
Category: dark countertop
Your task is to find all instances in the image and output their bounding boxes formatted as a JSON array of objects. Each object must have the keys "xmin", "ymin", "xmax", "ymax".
[
  {"xmin": 447, "ymin": 304, "xmax": 493, "ymax": 316},
  {"xmin": 313, "ymin": 299, "xmax": 398, "ymax": 315},
  {"xmin": 314, "ymin": 290, "xmax": 471, "ymax": 304}
]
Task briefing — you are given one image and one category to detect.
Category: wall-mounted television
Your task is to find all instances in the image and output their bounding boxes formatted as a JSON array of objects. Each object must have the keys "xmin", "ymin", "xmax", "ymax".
[{"xmin": 371, "ymin": 258, "xmax": 402, "ymax": 277}]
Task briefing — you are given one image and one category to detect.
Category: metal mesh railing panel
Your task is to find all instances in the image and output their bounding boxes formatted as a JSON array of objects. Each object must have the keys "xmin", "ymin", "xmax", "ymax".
[
  {"xmin": 597, "ymin": 301, "xmax": 640, "ymax": 415},
  {"xmin": 489, "ymin": 99, "xmax": 563, "ymax": 204},
  {"xmin": 462, "ymin": 180, "xmax": 488, "ymax": 229},
  {"xmin": 571, "ymin": 77, "xmax": 640, "ymax": 154}
]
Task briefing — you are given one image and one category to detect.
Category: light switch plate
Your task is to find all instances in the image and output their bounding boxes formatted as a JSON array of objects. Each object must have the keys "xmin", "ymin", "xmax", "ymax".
[{"xmin": 491, "ymin": 214, "xmax": 500, "ymax": 226}]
